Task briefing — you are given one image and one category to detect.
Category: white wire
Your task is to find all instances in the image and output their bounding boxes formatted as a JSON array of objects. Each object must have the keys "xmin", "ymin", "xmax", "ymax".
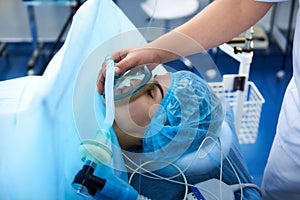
[
  {"xmin": 128, "ymin": 160, "xmax": 189, "ymax": 200},
  {"xmin": 219, "ymin": 139, "xmax": 223, "ymax": 200},
  {"xmin": 239, "ymin": 183, "xmax": 262, "ymax": 197},
  {"xmin": 123, "ymin": 135, "xmax": 215, "ymax": 181},
  {"xmin": 122, "ymin": 138, "xmax": 210, "ymax": 195},
  {"xmin": 125, "ymin": 157, "xmax": 220, "ymax": 199},
  {"xmin": 144, "ymin": 0, "xmax": 158, "ymax": 40},
  {"xmin": 205, "ymin": 135, "xmax": 243, "ymax": 200},
  {"xmin": 122, "ymin": 133, "xmax": 260, "ymax": 200}
]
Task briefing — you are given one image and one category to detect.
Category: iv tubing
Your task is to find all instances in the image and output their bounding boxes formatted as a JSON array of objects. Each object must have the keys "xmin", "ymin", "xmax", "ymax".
[{"xmin": 122, "ymin": 135, "xmax": 263, "ymax": 199}]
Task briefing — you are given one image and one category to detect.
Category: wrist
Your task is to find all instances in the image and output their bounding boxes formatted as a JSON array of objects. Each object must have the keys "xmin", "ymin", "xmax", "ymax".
[{"xmin": 145, "ymin": 43, "xmax": 179, "ymax": 64}]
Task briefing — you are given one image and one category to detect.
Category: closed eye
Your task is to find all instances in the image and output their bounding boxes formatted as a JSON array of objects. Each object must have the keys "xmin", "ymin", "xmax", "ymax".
[
  {"xmin": 147, "ymin": 89, "xmax": 153, "ymax": 98},
  {"xmin": 146, "ymin": 82, "xmax": 164, "ymax": 100}
]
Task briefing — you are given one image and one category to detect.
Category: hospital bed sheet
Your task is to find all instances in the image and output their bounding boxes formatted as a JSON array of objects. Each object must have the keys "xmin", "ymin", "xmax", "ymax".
[{"xmin": 0, "ymin": 0, "xmax": 143, "ymax": 199}]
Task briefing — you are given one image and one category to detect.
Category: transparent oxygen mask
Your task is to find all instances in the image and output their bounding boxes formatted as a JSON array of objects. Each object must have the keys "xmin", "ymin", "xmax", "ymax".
[
  {"xmin": 114, "ymin": 65, "xmax": 152, "ymax": 100},
  {"xmin": 103, "ymin": 57, "xmax": 154, "ymax": 105}
]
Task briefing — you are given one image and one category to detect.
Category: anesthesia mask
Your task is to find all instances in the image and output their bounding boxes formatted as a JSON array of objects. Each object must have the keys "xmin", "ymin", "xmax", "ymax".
[{"xmin": 104, "ymin": 57, "xmax": 161, "ymax": 106}]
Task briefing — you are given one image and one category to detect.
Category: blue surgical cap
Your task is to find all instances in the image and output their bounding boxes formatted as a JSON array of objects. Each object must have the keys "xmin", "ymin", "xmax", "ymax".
[{"xmin": 142, "ymin": 70, "xmax": 225, "ymax": 160}]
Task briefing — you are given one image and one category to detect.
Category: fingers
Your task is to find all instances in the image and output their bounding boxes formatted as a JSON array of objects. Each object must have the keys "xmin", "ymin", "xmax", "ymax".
[
  {"xmin": 96, "ymin": 48, "xmax": 131, "ymax": 94},
  {"xmin": 112, "ymin": 48, "xmax": 136, "ymax": 74},
  {"xmin": 111, "ymin": 48, "xmax": 128, "ymax": 63}
]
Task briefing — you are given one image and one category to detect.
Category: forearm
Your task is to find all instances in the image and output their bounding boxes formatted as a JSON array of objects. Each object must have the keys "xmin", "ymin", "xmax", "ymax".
[{"xmin": 148, "ymin": 0, "xmax": 274, "ymax": 63}]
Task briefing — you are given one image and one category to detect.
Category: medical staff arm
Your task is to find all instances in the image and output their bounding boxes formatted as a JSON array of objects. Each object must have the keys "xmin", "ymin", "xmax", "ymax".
[{"xmin": 97, "ymin": 0, "xmax": 274, "ymax": 94}]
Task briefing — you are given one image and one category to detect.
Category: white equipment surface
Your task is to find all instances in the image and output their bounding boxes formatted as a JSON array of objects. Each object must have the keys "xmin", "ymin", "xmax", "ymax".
[{"xmin": 141, "ymin": 0, "xmax": 199, "ymax": 20}]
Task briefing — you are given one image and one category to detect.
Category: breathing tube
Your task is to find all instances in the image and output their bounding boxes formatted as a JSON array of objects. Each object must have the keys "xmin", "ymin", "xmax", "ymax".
[
  {"xmin": 72, "ymin": 56, "xmax": 152, "ymax": 200},
  {"xmin": 72, "ymin": 56, "xmax": 116, "ymax": 196}
]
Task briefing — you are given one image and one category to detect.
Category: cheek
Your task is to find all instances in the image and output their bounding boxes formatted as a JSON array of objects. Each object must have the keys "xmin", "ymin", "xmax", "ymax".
[
  {"xmin": 148, "ymin": 103, "xmax": 160, "ymax": 119},
  {"xmin": 114, "ymin": 101, "xmax": 150, "ymax": 133},
  {"xmin": 114, "ymin": 106, "xmax": 130, "ymax": 128},
  {"xmin": 128, "ymin": 102, "xmax": 151, "ymax": 127}
]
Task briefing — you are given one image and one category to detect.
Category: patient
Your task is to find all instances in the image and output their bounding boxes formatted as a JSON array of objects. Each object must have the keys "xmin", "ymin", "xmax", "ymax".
[
  {"xmin": 102, "ymin": 67, "xmax": 261, "ymax": 200},
  {"xmin": 110, "ymin": 67, "xmax": 224, "ymax": 160}
]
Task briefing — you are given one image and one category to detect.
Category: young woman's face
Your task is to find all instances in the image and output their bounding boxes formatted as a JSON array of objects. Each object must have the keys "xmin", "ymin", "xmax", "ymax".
[{"xmin": 114, "ymin": 74, "xmax": 170, "ymax": 138}]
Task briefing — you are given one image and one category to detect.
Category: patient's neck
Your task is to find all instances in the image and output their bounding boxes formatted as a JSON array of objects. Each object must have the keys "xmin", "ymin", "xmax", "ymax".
[{"xmin": 113, "ymin": 122, "xmax": 142, "ymax": 150}]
